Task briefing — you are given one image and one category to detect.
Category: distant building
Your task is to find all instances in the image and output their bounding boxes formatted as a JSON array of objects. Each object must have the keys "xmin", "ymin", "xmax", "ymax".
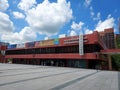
[
  {"xmin": 99, "ymin": 28, "xmax": 115, "ymax": 49},
  {"xmin": 115, "ymin": 34, "xmax": 120, "ymax": 39},
  {"xmin": 115, "ymin": 34, "xmax": 120, "ymax": 48}
]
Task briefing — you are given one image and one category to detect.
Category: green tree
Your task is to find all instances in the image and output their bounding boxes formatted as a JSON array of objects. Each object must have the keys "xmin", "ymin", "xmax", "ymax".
[
  {"xmin": 116, "ymin": 36, "xmax": 120, "ymax": 48},
  {"xmin": 111, "ymin": 55, "xmax": 120, "ymax": 70},
  {"xmin": 111, "ymin": 36, "xmax": 120, "ymax": 70}
]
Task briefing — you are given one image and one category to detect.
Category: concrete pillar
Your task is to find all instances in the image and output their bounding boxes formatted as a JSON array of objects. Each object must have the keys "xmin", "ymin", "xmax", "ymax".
[
  {"xmin": 108, "ymin": 54, "xmax": 112, "ymax": 70},
  {"xmin": 86, "ymin": 60, "xmax": 89, "ymax": 69}
]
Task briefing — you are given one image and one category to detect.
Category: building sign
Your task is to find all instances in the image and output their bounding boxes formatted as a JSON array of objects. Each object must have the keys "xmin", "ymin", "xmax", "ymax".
[
  {"xmin": 64, "ymin": 37, "xmax": 79, "ymax": 44},
  {"xmin": 35, "ymin": 40, "xmax": 54, "ymax": 47},
  {"xmin": 35, "ymin": 39, "xmax": 59, "ymax": 47},
  {"xmin": 35, "ymin": 41, "xmax": 40, "ymax": 47},
  {"xmin": 7, "ymin": 44, "xmax": 17, "ymax": 49},
  {"xmin": 16, "ymin": 43, "xmax": 25, "ymax": 48},
  {"xmin": 79, "ymin": 33, "xmax": 84, "ymax": 55},
  {"xmin": 39, "ymin": 40, "xmax": 54, "ymax": 46},
  {"xmin": 26, "ymin": 42, "xmax": 35, "ymax": 48},
  {"xmin": 54, "ymin": 38, "xmax": 59, "ymax": 45}
]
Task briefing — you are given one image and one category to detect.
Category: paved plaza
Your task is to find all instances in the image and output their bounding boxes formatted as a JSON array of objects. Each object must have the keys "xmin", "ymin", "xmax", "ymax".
[{"xmin": 0, "ymin": 63, "xmax": 119, "ymax": 90}]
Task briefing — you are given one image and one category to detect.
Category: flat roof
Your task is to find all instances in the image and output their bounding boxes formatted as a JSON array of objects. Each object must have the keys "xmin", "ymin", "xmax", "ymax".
[{"xmin": 0, "ymin": 63, "xmax": 119, "ymax": 90}]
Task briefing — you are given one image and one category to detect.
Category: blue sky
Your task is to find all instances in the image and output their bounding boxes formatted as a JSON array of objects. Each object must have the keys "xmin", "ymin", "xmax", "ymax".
[{"xmin": 0, "ymin": 0, "xmax": 120, "ymax": 44}]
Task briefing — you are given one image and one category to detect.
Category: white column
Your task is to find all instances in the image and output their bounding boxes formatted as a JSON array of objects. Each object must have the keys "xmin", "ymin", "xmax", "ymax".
[{"xmin": 79, "ymin": 32, "xmax": 84, "ymax": 55}]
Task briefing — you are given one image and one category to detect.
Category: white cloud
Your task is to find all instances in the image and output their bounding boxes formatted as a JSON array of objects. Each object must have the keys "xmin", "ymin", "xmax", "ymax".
[
  {"xmin": 13, "ymin": 0, "xmax": 18, "ymax": 4},
  {"xmin": 20, "ymin": 27, "xmax": 37, "ymax": 42},
  {"xmin": 1, "ymin": 27, "xmax": 37, "ymax": 44},
  {"xmin": 13, "ymin": 11, "xmax": 25, "ymax": 19},
  {"xmin": 71, "ymin": 21, "xmax": 84, "ymax": 30},
  {"xmin": 18, "ymin": 0, "xmax": 37, "ymax": 11},
  {"xmin": 0, "ymin": 0, "xmax": 72, "ymax": 44},
  {"xmin": 69, "ymin": 30, "xmax": 77, "ymax": 36},
  {"xmin": 1, "ymin": 32, "xmax": 21, "ymax": 44},
  {"xmin": 93, "ymin": 12, "xmax": 101, "ymax": 21},
  {"xmin": 89, "ymin": 6, "xmax": 93, "ymax": 11},
  {"xmin": 84, "ymin": 29, "xmax": 93, "ymax": 34},
  {"xmin": 69, "ymin": 21, "xmax": 84, "ymax": 36},
  {"xmin": 89, "ymin": 6, "xmax": 101, "ymax": 21},
  {"xmin": 69, "ymin": 21, "xmax": 93, "ymax": 36},
  {"xmin": 84, "ymin": 0, "xmax": 92, "ymax": 7},
  {"xmin": 107, "ymin": 14, "xmax": 112, "ymax": 18},
  {"xmin": 44, "ymin": 37, "xmax": 49, "ymax": 40},
  {"xmin": 95, "ymin": 15, "xmax": 115, "ymax": 32},
  {"xmin": 0, "ymin": 12, "xmax": 14, "ymax": 34},
  {"xmin": 0, "ymin": 0, "xmax": 9, "ymax": 11},
  {"xmin": 26, "ymin": 0, "xmax": 73, "ymax": 36},
  {"xmin": 89, "ymin": 6, "xmax": 94, "ymax": 17},
  {"xmin": 90, "ymin": 11, "xmax": 94, "ymax": 17}
]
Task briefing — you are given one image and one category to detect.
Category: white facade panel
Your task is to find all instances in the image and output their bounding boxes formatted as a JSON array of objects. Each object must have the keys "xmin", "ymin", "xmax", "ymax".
[
  {"xmin": 16, "ymin": 43, "xmax": 25, "ymax": 48},
  {"xmin": 79, "ymin": 33, "xmax": 84, "ymax": 55}
]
